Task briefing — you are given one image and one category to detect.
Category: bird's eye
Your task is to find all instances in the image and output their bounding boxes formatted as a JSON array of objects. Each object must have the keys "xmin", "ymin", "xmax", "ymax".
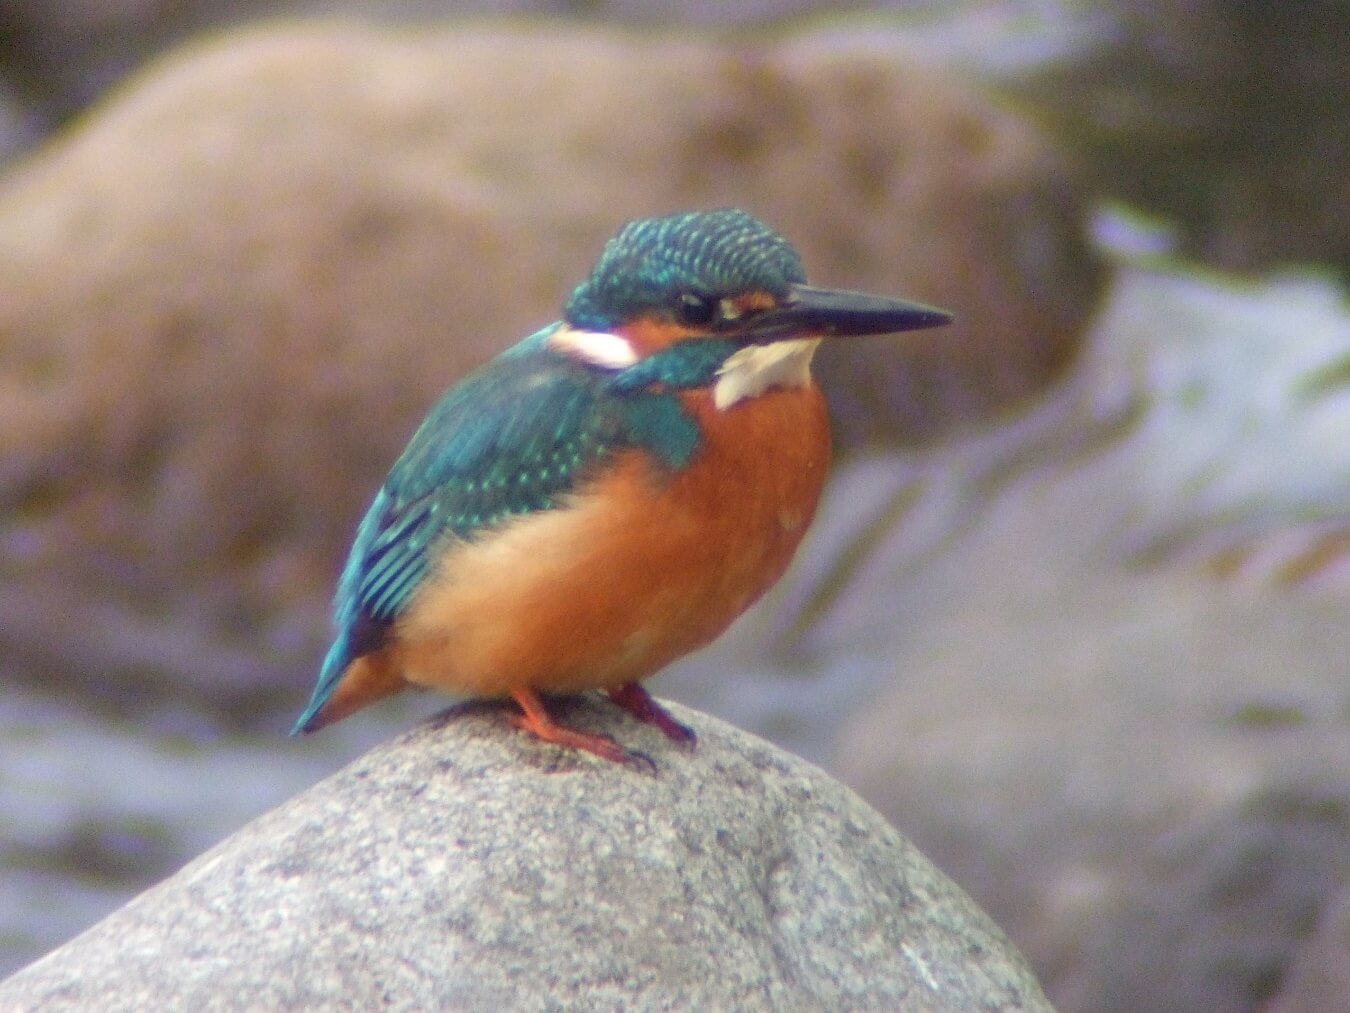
[{"xmin": 675, "ymin": 292, "xmax": 717, "ymax": 328}]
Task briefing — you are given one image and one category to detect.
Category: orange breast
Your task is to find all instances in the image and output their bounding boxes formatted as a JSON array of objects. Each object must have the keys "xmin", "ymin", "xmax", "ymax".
[{"xmin": 390, "ymin": 381, "xmax": 831, "ymax": 698}]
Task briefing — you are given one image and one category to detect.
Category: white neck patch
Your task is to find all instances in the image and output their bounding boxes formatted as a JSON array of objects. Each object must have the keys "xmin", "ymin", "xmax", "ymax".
[
  {"xmin": 549, "ymin": 326, "xmax": 639, "ymax": 369},
  {"xmin": 713, "ymin": 339, "xmax": 820, "ymax": 410}
]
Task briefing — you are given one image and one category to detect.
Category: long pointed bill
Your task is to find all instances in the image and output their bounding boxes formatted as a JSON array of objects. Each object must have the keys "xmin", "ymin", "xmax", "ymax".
[{"xmin": 743, "ymin": 283, "xmax": 952, "ymax": 342}]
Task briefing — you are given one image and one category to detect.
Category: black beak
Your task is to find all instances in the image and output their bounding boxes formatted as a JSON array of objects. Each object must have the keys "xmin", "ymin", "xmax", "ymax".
[{"xmin": 742, "ymin": 283, "xmax": 952, "ymax": 342}]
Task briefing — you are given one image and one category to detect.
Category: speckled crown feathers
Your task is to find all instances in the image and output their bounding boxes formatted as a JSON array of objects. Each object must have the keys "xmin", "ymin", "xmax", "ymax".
[{"xmin": 564, "ymin": 209, "xmax": 806, "ymax": 330}]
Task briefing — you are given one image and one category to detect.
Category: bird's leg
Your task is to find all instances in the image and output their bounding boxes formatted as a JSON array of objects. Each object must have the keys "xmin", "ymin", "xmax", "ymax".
[
  {"xmin": 606, "ymin": 682, "xmax": 697, "ymax": 747},
  {"xmin": 509, "ymin": 688, "xmax": 652, "ymax": 770}
]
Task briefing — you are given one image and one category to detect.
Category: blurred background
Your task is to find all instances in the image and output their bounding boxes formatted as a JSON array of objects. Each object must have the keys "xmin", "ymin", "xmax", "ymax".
[{"xmin": 1, "ymin": 2, "xmax": 1347, "ymax": 1009}]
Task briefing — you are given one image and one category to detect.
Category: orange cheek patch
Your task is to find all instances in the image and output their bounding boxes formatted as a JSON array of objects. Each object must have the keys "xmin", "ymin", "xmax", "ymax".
[
  {"xmin": 615, "ymin": 291, "xmax": 781, "ymax": 353},
  {"xmin": 729, "ymin": 291, "xmax": 777, "ymax": 315},
  {"xmin": 615, "ymin": 317, "xmax": 702, "ymax": 355}
]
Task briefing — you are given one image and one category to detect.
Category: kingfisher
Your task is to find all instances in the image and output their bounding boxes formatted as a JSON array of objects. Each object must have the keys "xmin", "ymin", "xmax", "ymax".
[{"xmin": 292, "ymin": 209, "xmax": 951, "ymax": 766}]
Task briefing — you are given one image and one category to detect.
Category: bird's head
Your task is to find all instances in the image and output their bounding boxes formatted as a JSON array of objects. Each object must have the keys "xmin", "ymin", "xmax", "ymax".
[{"xmin": 557, "ymin": 209, "xmax": 950, "ymax": 367}]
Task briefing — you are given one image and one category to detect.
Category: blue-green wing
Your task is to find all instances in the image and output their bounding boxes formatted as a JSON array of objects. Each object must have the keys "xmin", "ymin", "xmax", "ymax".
[
  {"xmin": 292, "ymin": 334, "xmax": 622, "ymax": 732},
  {"xmin": 340, "ymin": 333, "xmax": 727, "ymax": 636},
  {"xmin": 352, "ymin": 357, "xmax": 622, "ymax": 625}
]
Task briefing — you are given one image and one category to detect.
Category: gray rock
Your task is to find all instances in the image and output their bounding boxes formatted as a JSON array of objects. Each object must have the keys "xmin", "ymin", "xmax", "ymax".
[{"xmin": 0, "ymin": 700, "xmax": 1051, "ymax": 1012}]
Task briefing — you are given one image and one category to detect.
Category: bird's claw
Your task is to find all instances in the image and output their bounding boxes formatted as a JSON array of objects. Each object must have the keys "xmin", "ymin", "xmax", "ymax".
[{"xmin": 606, "ymin": 683, "xmax": 697, "ymax": 748}]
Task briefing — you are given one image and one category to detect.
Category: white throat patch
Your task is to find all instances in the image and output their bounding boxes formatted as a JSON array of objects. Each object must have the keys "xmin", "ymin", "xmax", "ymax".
[
  {"xmin": 713, "ymin": 339, "xmax": 820, "ymax": 410},
  {"xmin": 549, "ymin": 327, "xmax": 639, "ymax": 369}
]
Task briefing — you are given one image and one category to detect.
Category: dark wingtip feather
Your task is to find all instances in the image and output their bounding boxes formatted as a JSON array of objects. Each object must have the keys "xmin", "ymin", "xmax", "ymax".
[
  {"xmin": 289, "ymin": 633, "xmax": 354, "ymax": 737},
  {"xmin": 288, "ymin": 713, "xmax": 318, "ymax": 737}
]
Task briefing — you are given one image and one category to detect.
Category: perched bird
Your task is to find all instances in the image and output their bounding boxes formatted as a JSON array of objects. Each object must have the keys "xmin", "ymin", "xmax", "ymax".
[{"xmin": 292, "ymin": 209, "xmax": 950, "ymax": 765}]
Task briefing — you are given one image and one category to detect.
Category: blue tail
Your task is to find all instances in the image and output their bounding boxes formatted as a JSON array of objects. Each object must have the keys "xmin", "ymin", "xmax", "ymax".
[{"xmin": 290, "ymin": 633, "xmax": 356, "ymax": 736}]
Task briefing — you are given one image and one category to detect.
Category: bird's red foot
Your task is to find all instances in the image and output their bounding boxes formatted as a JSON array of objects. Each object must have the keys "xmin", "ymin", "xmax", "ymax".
[
  {"xmin": 510, "ymin": 688, "xmax": 654, "ymax": 771},
  {"xmin": 606, "ymin": 682, "xmax": 697, "ymax": 747}
]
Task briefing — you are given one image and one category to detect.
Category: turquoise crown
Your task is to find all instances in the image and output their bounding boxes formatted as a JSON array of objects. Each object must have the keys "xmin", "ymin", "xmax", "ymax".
[{"xmin": 564, "ymin": 209, "xmax": 806, "ymax": 331}]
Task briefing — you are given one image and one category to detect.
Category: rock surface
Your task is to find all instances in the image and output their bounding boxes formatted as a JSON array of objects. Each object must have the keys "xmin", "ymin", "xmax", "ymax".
[{"xmin": 0, "ymin": 700, "xmax": 1051, "ymax": 1012}]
